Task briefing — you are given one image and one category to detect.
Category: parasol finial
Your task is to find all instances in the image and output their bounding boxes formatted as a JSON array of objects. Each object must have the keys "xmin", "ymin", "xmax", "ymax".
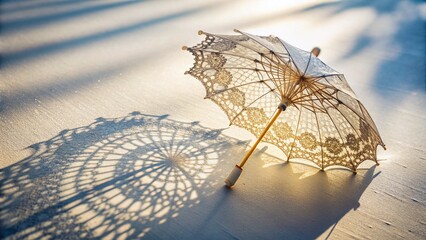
[{"xmin": 311, "ymin": 47, "xmax": 321, "ymax": 57}]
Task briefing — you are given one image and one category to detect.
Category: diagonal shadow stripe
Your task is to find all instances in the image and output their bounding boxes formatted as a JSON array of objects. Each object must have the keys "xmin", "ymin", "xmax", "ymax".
[
  {"xmin": 1, "ymin": 0, "xmax": 92, "ymax": 15},
  {"xmin": 0, "ymin": 0, "xmax": 146, "ymax": 34},
  {"xmin": 2, "ymin": 6, "xmax": 197, "ymax": 67}
]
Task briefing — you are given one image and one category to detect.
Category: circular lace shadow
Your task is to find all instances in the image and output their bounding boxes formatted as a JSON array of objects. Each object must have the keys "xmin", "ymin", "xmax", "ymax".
[{"xmin": 0, "ymin": 112, "xmax": 241, "ymax": 239}]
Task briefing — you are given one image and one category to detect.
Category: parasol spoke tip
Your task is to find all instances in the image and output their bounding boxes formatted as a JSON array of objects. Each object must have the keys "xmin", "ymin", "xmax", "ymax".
[
  {"xmin": 311, "ymin": 47, "xmax": 321, "ymax": 57},
  {"xmin": 198, "ymin": 30, "xmax": 204, "ymax": 35}
]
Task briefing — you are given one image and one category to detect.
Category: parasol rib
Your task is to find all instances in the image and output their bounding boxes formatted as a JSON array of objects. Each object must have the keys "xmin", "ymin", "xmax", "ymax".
[
  {"xmin": 278, "ymin": 39, "xmax": 302, "ymax": 75},
  {"xmin": 193, "ymin": 49, "xmax": 258, "ymax": 62},
  {"xmin": 259, "ymin": 56, "xmax": 286, "ymax": 96},
  {"xmin": 234, "ymin": 29, "xmax": 290, "ymax": 57},
  {"xmin": 206, "ymin": 79, "xmax": 275, "ymax": 98},
  {"xmin": 306, "ymin": 84, "xmax": 364, "ymax": 141},
  {"xmin": 286, "ymin": 108, "xmax": 303, "ymax": 161},
  {"xmin": 203, "ymin": 31, "xmax": 281, "ymax": 65},
  {"xmin": 305, "ymin": 82, "xmax": 363, "ymax": 169},
  {"xmin": 310, "ymin": 84, "xmax": 382, "ymax": 141},
  {"xmin": 313, "ymin": 111, "xmax": 325, "ymax": 170},
  {"xmin": 315, "ymin": 97, "xmax": 357, "ymax": 170},
  {"xmin": 199, "ymin": 67, "xmax": 268, "ymax": 72},
  {"xmin": 229, "ymin": 88, "xmax": 279, "ymax": 126},
  {"xmin": 302, "ymin": 53, "xmax": 313, "ymax": 76}
]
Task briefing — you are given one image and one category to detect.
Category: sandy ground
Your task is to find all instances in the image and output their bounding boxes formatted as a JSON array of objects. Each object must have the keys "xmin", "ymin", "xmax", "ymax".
[{"xmin": 1, "ymin": 0, "xmax": 425, "ymax": 239}]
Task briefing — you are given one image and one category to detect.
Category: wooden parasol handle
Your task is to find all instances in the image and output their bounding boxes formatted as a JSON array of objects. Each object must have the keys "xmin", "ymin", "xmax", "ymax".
[{"xmin": 238, "ymin": 103, "xmax": 286, "ymax": 168}]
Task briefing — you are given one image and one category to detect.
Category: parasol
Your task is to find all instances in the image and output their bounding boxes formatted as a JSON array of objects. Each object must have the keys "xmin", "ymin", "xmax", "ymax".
[{"xmin": 183, "ymin": 29, "xmax": 385, "ymax": 187}]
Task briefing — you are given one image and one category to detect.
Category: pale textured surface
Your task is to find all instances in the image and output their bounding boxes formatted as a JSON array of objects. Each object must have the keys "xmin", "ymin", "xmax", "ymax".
[{"xmin": 0, "ymin": 0, "xmax": 425, "ymax": 239}]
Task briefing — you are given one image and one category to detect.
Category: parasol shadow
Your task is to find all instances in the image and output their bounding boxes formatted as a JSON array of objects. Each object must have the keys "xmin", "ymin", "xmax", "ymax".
[
  {"xmin": 0, "ymin": 112, "xmax": 245, "ymax": 239},
  {"xmin": 0, "ymin": 112, "xmax": 377, "ymax": 239}
]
